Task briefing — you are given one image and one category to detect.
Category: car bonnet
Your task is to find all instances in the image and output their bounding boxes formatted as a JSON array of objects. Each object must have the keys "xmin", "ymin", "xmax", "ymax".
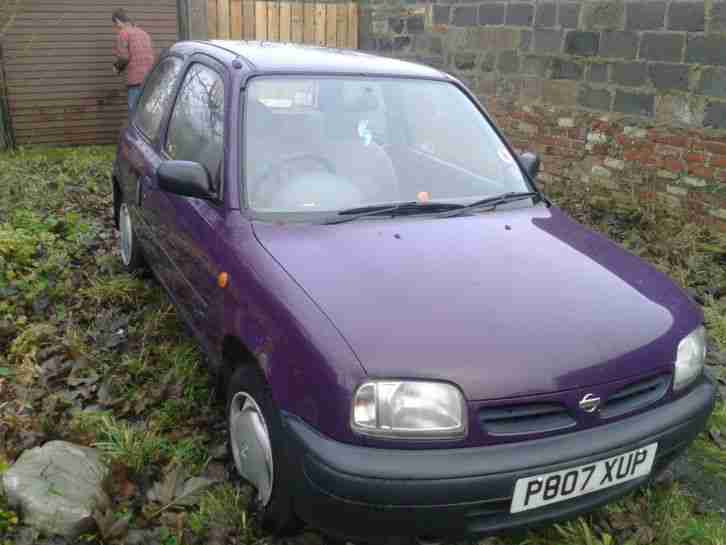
[{"xmin": 251, "ymin": 205, "xmax": 702, "ymax": 401}]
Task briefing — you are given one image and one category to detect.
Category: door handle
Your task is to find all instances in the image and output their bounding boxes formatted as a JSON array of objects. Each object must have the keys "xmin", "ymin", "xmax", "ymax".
[{"xmin": 136, "ymin": 176, "xmax": 151, "ymax": 206}]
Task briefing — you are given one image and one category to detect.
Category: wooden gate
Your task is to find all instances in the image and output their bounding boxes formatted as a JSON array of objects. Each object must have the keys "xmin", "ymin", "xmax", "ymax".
[
  {"xmin": 2, "ymin": 0, "xmax": 178, "ymax": 146},
  {"xmin": 206, "ymin": 0, "xmax": 357, "ymax": 49}
]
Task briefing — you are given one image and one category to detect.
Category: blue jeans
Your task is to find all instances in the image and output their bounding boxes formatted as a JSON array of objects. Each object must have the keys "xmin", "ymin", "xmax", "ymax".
[{"xmin": 128, "ymin": 85, "xmax": 142, "ymax": 112}]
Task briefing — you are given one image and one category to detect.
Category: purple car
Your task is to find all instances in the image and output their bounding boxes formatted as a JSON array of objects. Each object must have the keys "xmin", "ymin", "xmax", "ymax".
[{"xmin": 113, "ymin": 41, "xmax": 715, "ymax": 540}]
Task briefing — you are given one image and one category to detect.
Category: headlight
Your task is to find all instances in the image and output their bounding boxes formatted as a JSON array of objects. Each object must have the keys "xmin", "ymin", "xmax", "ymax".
[
  {"xmin": 673, "ymin": 326, "xmax": 707, "ymax": 391},
  {"xmin": 351, "ymin": 381, "xmax": 467, "ymax": 439}
]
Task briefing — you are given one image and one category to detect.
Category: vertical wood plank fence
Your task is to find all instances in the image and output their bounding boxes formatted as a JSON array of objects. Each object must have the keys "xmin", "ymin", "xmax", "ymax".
[{"xmin": 206, "ymin": 0, "xmax": 357, "ymax": 49}]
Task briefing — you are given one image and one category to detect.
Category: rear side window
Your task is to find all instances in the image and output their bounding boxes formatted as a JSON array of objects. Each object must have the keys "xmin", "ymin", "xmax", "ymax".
[
  {"xmin": 133, "ymin": 57, "xmax": 183, "ymax": 140},
  {"xmin": 165, "ymin": 64, "xmax": 225, "ymax": 185}
]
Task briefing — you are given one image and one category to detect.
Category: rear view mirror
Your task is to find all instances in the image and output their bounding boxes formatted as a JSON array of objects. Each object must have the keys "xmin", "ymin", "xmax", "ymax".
[
  {"xmin": 519, "ymin": 152, "xmax": 541, "ymax": 180},
  {"xmin": 157, "ymin": 161, "xmax": 214, "ymax": 200}
]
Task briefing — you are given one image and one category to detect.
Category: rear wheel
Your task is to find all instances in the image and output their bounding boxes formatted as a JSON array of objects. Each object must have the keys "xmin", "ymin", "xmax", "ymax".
[
  {"xmin": 226, "ymin": 365, "xmax": 302, "ymax": 535},
  {"xmin": 118, "ymin": 202, "xmax": 145, "ymax": 271}
]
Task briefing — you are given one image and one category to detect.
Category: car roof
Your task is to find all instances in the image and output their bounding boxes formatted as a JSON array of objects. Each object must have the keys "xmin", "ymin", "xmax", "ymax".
[{"xmin": 175, "ymin": 40, "xmax": 449, "ymax": 80}]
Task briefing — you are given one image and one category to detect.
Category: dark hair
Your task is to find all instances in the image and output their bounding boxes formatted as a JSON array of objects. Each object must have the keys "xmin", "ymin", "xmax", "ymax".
[{"xmin": 111, "ymin": 9, "xmax": 131, "ymax": 24}]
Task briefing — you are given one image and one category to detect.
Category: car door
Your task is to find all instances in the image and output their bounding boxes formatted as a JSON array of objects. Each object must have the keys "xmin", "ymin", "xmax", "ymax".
[
  {"xmin": 151, "ymin": 58, "xmax": 228, "ymax": 351},
  {"xmin": 117, "ymin": 55, "xmax": 184, "ymax": 283}
]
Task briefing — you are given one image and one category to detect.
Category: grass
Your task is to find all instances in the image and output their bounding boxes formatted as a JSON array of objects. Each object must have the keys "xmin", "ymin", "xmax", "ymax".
[
  {"xmin": 188, "ymin": 484, "xmax": 255, "ymax": 537},
  {"xmin": 87, "ymin": 414, "xmax": 171, "ymax": 475},
  {"xmin": 0, "ymin": 146, "xmax": 724, "ymax": 545},
  {"xmin": 80, "ymin": 276, "xmax": 150, "ymax": 306}
]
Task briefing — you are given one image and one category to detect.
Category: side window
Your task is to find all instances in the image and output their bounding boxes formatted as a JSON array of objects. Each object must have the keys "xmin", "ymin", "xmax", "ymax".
[
  {"xmin": 165, "ymin": 64, "xmax": 225, "ymax": 185},
  {"xmin": 133, "ymin": 58, "xmax": 183, "ymax": 141}
]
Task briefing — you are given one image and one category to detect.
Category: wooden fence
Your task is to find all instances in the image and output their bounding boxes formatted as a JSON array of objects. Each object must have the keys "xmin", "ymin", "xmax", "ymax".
[{"xmin": 206, "ymin": 0, "xmax": 358, "ymax": 49}]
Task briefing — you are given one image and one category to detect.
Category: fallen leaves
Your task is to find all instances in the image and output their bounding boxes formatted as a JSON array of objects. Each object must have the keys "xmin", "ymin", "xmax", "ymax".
[
  {"xmin": 708, "ymin": 427, "xmax": 726, "ymax": 450},
  {"xmin": 146, "ymin": 463, "xmax": 219, "ymax": 516},
  {"xmin": 92, "ymin": 508, "xmax": 130, "ymax": 542}
]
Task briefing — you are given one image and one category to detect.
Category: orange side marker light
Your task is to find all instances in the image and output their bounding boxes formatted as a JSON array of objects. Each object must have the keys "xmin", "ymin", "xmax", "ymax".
[{"xmin": 218, "ymin": 272, "xmax": 229, "ymax": 289}]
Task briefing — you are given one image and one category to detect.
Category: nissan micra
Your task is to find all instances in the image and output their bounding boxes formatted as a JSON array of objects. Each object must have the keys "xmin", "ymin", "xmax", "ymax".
[{"xmin": 112, "ymin": 40, "xmax": 716, "ymax": 541}]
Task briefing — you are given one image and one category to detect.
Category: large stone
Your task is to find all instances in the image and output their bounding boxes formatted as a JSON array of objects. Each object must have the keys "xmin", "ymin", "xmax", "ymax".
[
  {"xmin": 698, "ymin": 67, "xmax": 726, "ymax": 98},
  {"xmin": 612, "ymin": 61, "xmax": 647, "ymax": 86},
  {"xmin": 534, "ymin": 3, "xmax": 556, "ymax": 27},
  {"xmin": 640, "ymin": 32, "xmax": 685, "ymax": 63},
  {"xmin": 1, "ymin": 441, "xmax": 110, "ymax": 538},
  {"xmin": 600, "ymin": 31, "xmax": 638, "ymax": 59},
  {"xmin": 552, "ymin": 58, "xmax": 584, "ymax": 80},
  {"xmin": 583, "ymin": 1, "xmax": 624, "ymax": 29},
  {"xmin": 686, "ymin": 35, "xmax": 726, "ymax": 66},
  {"xmin": 564, "ymin": 31, "xmax": 599, "ymax": 56},
  {"xmin": 588, "ymin": 62, "xmax": 609, "ymax": 82},
  {"xmin": 559, "ymin": 3, "xmax": 581, "ymax": 28},
  {"xmin": 648, "ymin": 63, "xmax": 689, "ymax": 91},
  {"xmin": 711, "ymin": 2, "xmax": 726, "ymax": 32},
  {"xmin": 432, "ymin": 5, "xmax": 450, "ymax": 25},
  {"xmin": 667, "ymin": 2, "xmax": 704, "ymax": 32},
  {"xmin": 533, "ymin": 29, "xmax": 563, "ymax": 53},
  {"xmin": 578, "ymin": 85, "xmax": 613, "ymax": 111},
  {"xmin": 506, "ymin": 3, "xmax": 534, "ymax": 26},
  {"xmin": 479, "ymin": 4, "xmax": 505, "ymax": 26},
  {"xmin": 704, "ymin": 101, "xmax": 726, "ymax": 129},
  {"xmin": 625, "ymin": 1, "xmax": 666, "ymax": 30},
  {"xmin": 452, "ymin": 5, "xmax": 477, "ymax": 27},
  {"xmin": 614, "ymin": 90, "xmax": 655, "ymax": 117}
]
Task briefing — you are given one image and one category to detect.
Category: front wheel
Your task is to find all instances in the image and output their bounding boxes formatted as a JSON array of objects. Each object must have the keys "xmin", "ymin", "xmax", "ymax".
[
  {"xmin": 226, "ymin": 365, "xmax": 302, "ymax": 535},
  {"xmin": 117, "ymin": 202, "xmax": 145, "ymax": 271}
]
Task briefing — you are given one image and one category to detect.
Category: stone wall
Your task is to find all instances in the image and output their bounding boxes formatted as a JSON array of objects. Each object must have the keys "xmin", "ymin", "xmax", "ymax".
[{"xmin": 359, "ymin": 0, "xmax": 726, "ymax": 231}]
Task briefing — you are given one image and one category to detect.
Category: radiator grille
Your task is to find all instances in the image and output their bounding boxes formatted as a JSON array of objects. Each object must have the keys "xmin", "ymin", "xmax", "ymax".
[
  {"xmin": 479, "ymin": 403, "xmax": 576, "ymax": 436},
  {"xmin": 600, "ymin": 374, "xmax": 671, "ymax": 419}
]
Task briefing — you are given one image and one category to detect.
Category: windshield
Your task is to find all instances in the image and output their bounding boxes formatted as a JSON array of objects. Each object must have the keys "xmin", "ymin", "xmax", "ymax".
[{"xmin": 243, "ymin": 76, "xmax": 531, "ymax": 218}]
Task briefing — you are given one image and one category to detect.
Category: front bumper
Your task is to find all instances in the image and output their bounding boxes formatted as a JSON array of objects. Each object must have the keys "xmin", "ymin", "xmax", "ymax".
[{"xmin": 284, "ymin": 379, "xmax": 715, "ymax": 540}]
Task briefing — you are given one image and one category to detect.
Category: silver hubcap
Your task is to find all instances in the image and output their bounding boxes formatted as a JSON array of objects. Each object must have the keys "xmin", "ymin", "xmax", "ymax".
[
  {"xmin": 229, "ymin": 392, "xmax": 274, "ymax": 506},
  {"xmin": 119, "ymin": 203, "xmax": 132, "ymax": 266}
]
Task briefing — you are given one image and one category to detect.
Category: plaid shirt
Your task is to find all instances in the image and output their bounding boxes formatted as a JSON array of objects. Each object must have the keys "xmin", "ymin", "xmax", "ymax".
[{"xmin": 114, "ymin": 26, "xmax": 155, "ymax": 86}]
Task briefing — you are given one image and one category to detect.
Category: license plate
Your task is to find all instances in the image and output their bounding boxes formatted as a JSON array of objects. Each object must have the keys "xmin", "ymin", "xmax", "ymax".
[{"xmin": 510, "ymin": 443, "xmax": 658, "ymax": 514}]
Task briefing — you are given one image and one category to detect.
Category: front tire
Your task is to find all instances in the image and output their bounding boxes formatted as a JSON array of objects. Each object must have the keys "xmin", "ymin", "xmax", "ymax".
[
  {"xmin": 117, "ymin": 201, "xmax": 145, "ymax": 271},
  {"xmin": 226, "ymin": 365, "xmax": 302, "ymax": 535}
]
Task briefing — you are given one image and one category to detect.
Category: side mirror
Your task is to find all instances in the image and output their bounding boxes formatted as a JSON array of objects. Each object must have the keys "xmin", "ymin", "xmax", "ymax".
[
  {"xmin": 519, "ymin": 152, "xmax": 541, "ymax": 179},
  {"xmin": 157, "ymin": 161, "xmax": 214, "ymax": 200}
]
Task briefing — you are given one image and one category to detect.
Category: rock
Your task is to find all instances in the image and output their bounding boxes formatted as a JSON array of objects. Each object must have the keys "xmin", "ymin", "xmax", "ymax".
[
  {"xmin": 706, "ymin": 349, "xmax": 726, "ymax": 367},
  {"xmin": 1, "ymin": 441, "xmax": 110, "ymax": 538},
  {"xmin": 17, "ymin": 431, "xmax": 47, "ymax": 451},
  {"xmin": 209, "ymin": 442, "xmax": 228, "ymax": 461},
  {"xmin": 203, "ymin": 461, "xmax": 227, "ymax": 481},
  {"xmin": 14, "ymin": 526, "xmax": 39, "ymax": 545},
  {"xmin": 175, "ymin": 477, "xmax": 217, "ymax": 506},
  {"xmin": 0, "ymin": 320, "xmax": 17, "ymax": 348},
  {"xmin": 40, "ymin": 356, "xmax": 71, "ymax": 386},
  {"xmin": 207, "ymin": 526, "xmax": 233, "ymax": 545},
  {"xmin": 708, "ymin": 427, "xmax": 726, "ymax": 450},
  {"xmin": 125, "ymin": 529, "xmax": 158, "ymax": 545},
  {"xmin": 32, "ymin": 295, "xmax": 50, "ymax": 315},
  {"xmin": 36, "ymin": 345, "xmax": 65, "ymax": 363}
]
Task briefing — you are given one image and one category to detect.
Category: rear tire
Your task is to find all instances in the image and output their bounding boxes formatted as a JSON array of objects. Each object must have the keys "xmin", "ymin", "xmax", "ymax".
[{"xmin": 226, "ymin": 365, "xmax": 302, "ymax": 536}]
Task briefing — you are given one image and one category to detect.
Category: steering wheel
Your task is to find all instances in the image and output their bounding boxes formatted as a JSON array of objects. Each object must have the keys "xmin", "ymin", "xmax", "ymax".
[{"xmin": 252, "ymin": 152, "xmax": 337, "ymax": 208}]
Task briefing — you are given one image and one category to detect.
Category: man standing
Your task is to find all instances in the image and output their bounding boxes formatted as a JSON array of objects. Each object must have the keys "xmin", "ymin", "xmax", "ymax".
[{"xmin": 112, "ymin": 9, "xmax": 155, "ymax": 111}]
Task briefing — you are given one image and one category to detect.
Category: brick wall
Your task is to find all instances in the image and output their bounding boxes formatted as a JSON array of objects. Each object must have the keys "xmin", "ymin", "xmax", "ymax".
[{"xmin": 359, "ymin": 0, "xmax": 726, "ymax": 231}]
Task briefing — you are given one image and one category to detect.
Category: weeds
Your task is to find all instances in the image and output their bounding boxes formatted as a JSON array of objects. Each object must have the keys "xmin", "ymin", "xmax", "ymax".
[
  {"xmin": 86, "ymin": 414, "xmax": 170, "ymax": 475},
  {"xmin": 188, "ymin": 484, "xmax": 254, "ymax": 537},
  {"xmin": 81, "ymin": 276, "xmax": 149, "ymax": 307},
  {"xmin": 0, "ymin": 147, "xmax": 724, "ymax": 544}
]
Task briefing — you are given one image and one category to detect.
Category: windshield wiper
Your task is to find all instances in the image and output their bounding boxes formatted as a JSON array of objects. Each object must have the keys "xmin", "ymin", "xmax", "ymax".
[
  {"xmin": 324, "ymin": 201, "xmax": 465, "ymax": 225},
  {"xmin": 438, "ymin": 191, "xmax": 541, "ymax": 218}
]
